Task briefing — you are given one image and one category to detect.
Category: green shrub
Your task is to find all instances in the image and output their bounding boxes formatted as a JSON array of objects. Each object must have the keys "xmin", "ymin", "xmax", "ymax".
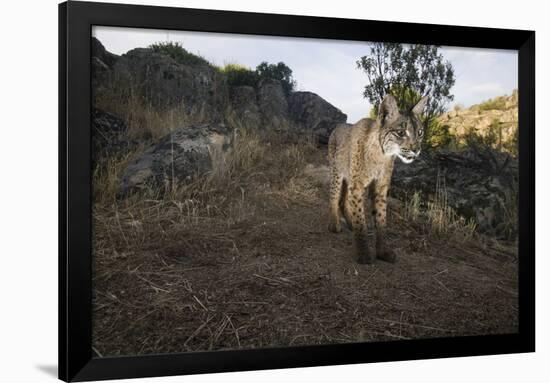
[
  {"xmin": 255, "ymin": 61, "xmax": 296, "ymax": 95},
  {"xmin": 220, "ymin": 63, "xmax": 259, "ymax": 87},
  {"xmin": 149, "ymin": 41, "xmax": 211, "ymax": 67},
  {"xmin": 222, "ymin": 61, "xmax": 298, "ymax": 94},
  {"xmin": 425, "ymin": 120, "xmax": 456, "ymax": 149}
]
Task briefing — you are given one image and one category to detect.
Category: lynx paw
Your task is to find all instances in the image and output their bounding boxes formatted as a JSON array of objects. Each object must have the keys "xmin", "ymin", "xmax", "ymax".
[
  {"xmin": 357, "ymin": 253, "xmax": 376, "ymax": 264},
  {"xmin": 377, "ymin": 249, "xmax": 397, "ymax": 263},
  {"xmin": 328, "ymin": 221, "xmax": 342, "ymax": 233},
  {"xmin": 356, "ymin": 246, "xmax": 375, "ymax": 264}
]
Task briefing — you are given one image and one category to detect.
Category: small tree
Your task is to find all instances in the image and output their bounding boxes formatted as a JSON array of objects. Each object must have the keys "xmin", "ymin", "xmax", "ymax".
[
  {"xmin": 357, "ymin": 43, "xmax": 455, "ymax": 143},
  {"xmin": 255, "ymin": 61, "xmax": 296, "ymax": 95}
]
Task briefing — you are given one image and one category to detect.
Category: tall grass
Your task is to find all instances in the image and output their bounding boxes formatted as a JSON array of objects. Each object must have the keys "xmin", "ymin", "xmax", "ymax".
[
  {"xmin": 95, "ymin": 88, "xmax": 205, "ymax": 142},
  {"xmin": 404, "ymin": 175, "xmax": 476, "ymax": 240},
  {"xmin": 427, "ymin": 175, "xmax": 477, "ymax": 238}
]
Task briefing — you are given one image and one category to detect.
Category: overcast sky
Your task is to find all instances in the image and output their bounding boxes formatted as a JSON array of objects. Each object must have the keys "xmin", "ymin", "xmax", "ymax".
[{"xmin": 93, "ymin": 26, "xmax": 518, "ymax": 124}]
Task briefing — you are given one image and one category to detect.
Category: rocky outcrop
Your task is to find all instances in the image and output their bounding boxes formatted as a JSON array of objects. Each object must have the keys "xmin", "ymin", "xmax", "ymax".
[
  {"xmin": 257, "ymin": 79, "xmax": 290, "ymax": 131},
  {"xmin": 228, "ymin": 86, "xmax": 261, "ymax": 130},
  {"xmin": 392, "ymin": 148, "xmax": 518, "ymax": 238},
  {"xmin": 119, "ymin": 123, "xmax": 232, "ymax": 195},
  {"xmin": 92, "ymin": 38, "xmax": 119, "ymax": 90},
  {"xmin": 109, "ymin": 48, "xmax": 228, "ymax": 121},
  {"xmin": 92, "ymin": 37, "xmax": 119, "ymax": 68},
  {"xmin": 288, "ymin": 91, "xmax": 347, "ymax": 144},
  {"xmin": 437, "ymin": 91, "xmax": 518, "ymax": 148},
  {"xmin": 92, "ymin": 38, "xmax": 351, "ymax": 195},
  {"xmin": 92, "ymin": 37, "xmax": 347, "ymax": 142}
]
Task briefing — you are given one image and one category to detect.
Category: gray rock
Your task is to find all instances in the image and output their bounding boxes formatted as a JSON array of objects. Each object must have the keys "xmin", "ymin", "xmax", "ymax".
[
  {"xmin": 257, "ymin": 79, "xmax": 290, "ymax": 131},
  {"xmin": 392, "ymin": 148, "xmax": 518, "ymax": 238},
  {"xmin": 106, "ymin": 47, "xmax": 228, "ymax": 121},
  {"xmin": 119, "ymin": 123, "xmax": 232, "ymax": 195},
  {"xmin": 91, "ymin": 37, "xmax": 119, "ymax": 91},
  {"xmin": 229, "ymin": 86, "xmax": 261, "ymax": 130},
  {"xmin": 92, "ymin": 37, "xmax": 118, "ymax": 68},
  {"xmin": 288, "ymin": 91, "xmax": 347, "ymax": 143}
]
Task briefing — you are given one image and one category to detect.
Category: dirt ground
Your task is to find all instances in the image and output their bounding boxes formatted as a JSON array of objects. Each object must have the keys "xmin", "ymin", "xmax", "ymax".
[{"xmin": 92, "ymin": 146, "xmax": 518, "ymax": 356}]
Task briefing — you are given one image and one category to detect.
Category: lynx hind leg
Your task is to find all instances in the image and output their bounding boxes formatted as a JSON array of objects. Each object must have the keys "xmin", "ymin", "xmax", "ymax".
[
  {"xmin": 328, "ymin": 169, "xmax": 344, "ymax": 233},
  {"xmin": 340, "ymin": 179, "xmax": 353, "ymax": 230}
]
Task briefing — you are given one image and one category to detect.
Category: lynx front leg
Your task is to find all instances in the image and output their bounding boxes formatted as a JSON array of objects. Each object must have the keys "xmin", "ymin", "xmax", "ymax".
[
  {"xmin": 373, "ymin": 181, "xmax": 396, "ymax": 263},
  {"xmin": 328, "ymin": 169, "xmax": 344, "ymax": 233},
  {"xmin": 349, "ymin": 182, "xmax": 375, "ymax": 264}
]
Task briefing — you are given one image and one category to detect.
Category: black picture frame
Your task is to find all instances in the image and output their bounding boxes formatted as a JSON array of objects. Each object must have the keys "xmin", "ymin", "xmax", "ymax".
[{"xmin": 59, "ymin": 1, "xmax": 535, "ymax": 381}]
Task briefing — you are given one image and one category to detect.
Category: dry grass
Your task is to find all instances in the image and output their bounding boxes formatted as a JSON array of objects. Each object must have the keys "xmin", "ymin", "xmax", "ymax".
[
  {"xmin": 92, "ymin": 127, "xmax": 320, "ymax": 256},
  {"xmin": 92, "ymin": 127, "xmax": 517, "ymax": 357},
  {"xmin": 95, "ymin": 88, "xmax": 210, "ymax": 142},
  {"xmin": 427, "ymin": 175, "xmax": 477, "ymax": 239},
  {"xmin": 404, "ymin": 180, "xmax": 477, "ymax": 240}
]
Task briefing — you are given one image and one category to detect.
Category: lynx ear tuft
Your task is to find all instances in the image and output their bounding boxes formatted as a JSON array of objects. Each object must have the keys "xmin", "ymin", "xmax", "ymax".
[
  {"xmin": 378, "ymin": 94, "xmax": 400, "ymax": 123},
  {"xmin": 412, "ymin": 96, "xmax": 429, "ymax": 115}
]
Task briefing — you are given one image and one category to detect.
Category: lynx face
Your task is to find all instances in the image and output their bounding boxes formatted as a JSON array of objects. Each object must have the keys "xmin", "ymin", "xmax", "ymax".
[{"xmin": 378, "ymin": 95, "xmax": 428, "ymax": 164}]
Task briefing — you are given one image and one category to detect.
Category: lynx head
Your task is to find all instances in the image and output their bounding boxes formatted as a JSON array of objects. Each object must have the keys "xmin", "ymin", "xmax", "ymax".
[{"xmin": 378, "ymin": 94, "xmax": 428, "ymax": 164}]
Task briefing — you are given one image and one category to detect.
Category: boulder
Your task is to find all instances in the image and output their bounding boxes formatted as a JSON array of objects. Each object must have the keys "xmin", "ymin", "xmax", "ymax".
[
  {"xmin": 229, "ymin": 86, "xmax": 262, "ymax": 130},
  {"xmin": 119, "ymin": 123, "xmax": 232, "ymax": 195},
  {"xmin": 106, "ymin": 47, "xmax": 228, "ymax": 121},
  {"xmin": 92, "ymin": 37, "xmax": 119, "ymax": 68},
  {"xmin": 392, "ymin": 148, "xmax": 518, "ymax": 238},
  {"xmin": 257, "ymin": 79, "xmax": 290, "ymax": 131},
  {"xmin": 91, "ymin": 37, "xmax": 119, "ymax": 91},
  {"xmin": 288, "ymin": 91, "xmax": 347, "ymax": 143}
]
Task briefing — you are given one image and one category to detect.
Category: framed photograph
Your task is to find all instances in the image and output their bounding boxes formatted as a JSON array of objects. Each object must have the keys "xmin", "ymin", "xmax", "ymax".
[{"xmin": 59, "ymin": 1, "xmax": 535, "ymax": 381}]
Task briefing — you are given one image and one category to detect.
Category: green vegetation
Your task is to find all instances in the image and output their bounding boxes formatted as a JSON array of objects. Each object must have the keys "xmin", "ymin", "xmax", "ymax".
[
  {"xmin": 219, "ymin": 61, "xmax": 297, "ymax": 94},
  {"xmin": 255, "ymin": 61, "xmax": 296, "ymax": 95},
  {"xmin": 149, "ymin": 41, "xmax": 211, "ymax": 67},
  {"xmin": 220, "ymin": 63, "xmax": 258, "ymax": 88},
  {"xmin": 148, "ymin": 41, "xmax": 298, "ymax": 93},
  {"xmin": 357, "ymin": 43, "xmax": 455, "ymax": 121},
  {"xmin": 425, "ymin": 120, "xmax": 456, "ymax": 149},
  {"xmin": 356, "ymin": 43, "xmax": 462, "ymax": 150}
]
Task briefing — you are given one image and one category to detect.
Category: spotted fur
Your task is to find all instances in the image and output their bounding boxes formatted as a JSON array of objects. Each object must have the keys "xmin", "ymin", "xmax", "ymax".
[{"xmin": 327, "ymin": 94, "xmax": 428, "ymax": 264}]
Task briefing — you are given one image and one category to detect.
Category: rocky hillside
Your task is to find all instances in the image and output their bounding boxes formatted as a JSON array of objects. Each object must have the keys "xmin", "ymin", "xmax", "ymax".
[
  {"xmin": 437, "ymin": 90, "xmax": 518, "ymax": 149},
  {"xmin": 91, "ymin": 37, "xmax": 346, "ymax": 193},
  {"xmin": 92, "ymin": 37, "xmax": 346, "ymax": 142}
]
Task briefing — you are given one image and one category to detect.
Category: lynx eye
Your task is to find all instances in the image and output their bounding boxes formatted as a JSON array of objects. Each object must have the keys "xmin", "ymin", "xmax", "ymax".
[{"xmin": 395, "ymin": 130, "xmax": 406, "ymax": 138}]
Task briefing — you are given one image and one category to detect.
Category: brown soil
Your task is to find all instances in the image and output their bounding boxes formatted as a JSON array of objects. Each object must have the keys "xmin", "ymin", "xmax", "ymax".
[{"xmin": 92, "ymin": 149, "xmax": 518, "ymax": 356}]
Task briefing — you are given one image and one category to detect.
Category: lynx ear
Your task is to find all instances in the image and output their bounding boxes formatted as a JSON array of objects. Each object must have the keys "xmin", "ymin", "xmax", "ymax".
[
  {"xmin": 378, "ymin": 94, "xmax": 400, "ymax": 123},
  {"xmin": 412, "ymin": 95, "xmax": 429, "ymax": 115}
]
